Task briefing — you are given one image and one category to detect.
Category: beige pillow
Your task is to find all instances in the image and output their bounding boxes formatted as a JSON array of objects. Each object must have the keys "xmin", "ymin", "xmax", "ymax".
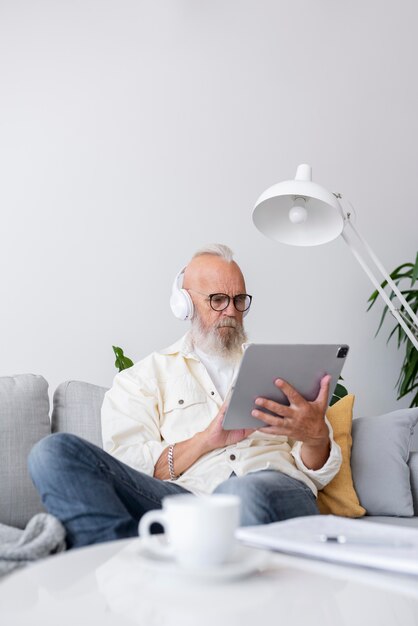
[{"xmin": 317, "ymin": 395, "xmax": 366, "ymax": 517}]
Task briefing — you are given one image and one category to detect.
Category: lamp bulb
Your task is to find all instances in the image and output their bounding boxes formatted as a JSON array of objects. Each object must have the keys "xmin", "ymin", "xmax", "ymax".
[{"xmin": 289, "ymin": 199, "xmax": 308, "ymax": 224}]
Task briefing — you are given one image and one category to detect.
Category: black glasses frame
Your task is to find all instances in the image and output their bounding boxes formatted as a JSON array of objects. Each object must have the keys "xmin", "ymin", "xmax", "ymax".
[{"xmin": 188, "ymin": 289, "xmax": 252, "ymax": 312}]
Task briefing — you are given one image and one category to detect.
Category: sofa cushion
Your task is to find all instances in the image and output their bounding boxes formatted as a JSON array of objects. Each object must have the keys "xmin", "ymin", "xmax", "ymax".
[
  {"xmin": 351, "ymin": 408, "xmax": 418, "ymax": 516},
  {"xmin": 0, "ymin": 374, "xmax": 50, "ymax": 528},
  {"xmin": 317, "ymin": 395, "xmax": 366, "ymax": 517},
  {"xmin": 52, "ymin": 380, "xmax": 108, "ymax": 447}
]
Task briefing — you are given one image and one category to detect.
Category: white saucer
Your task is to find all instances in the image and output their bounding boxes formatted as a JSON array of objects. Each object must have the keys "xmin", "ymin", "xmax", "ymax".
[{"xmin": 138, "ymin": 541, "xmax": 267, "ymax": 582}]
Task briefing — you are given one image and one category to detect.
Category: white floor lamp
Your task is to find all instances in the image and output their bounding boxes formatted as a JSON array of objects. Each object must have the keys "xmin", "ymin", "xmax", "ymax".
[{"xmin": 252, "ymin": 164, "xmax": 418, "ymax": 351}]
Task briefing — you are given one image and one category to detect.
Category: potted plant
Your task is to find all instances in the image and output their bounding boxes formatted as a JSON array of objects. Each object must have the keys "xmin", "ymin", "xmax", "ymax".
[{"xmin": 367, "ymin": 252, "xmax": 418, "ymax": 408}]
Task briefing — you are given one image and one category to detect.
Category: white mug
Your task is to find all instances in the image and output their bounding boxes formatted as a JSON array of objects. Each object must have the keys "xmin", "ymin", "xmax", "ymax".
[{"xmin": 138, "ymin": 493, "xmax": 241, "ymax": 569}]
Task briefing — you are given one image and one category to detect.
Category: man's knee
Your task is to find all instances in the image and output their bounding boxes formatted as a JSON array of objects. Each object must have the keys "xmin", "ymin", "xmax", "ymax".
[
  {"xmin": 214, "ymin": 474, "xmax": 258, "ymax": 499},
  {"xmin": 214, "ymin": 471, "xmax": 318, "ymax": 526},
  {"xmin": 214, "ymin": 474, "xmax": 269, "ymax": 524},
  {"xmin": 28, "ymin": 433, "xmax": 88, "ymax": 480}
]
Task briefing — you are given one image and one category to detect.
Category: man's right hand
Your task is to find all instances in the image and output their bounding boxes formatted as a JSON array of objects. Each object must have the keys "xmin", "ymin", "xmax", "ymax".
[
  {"xmin": 153, "ymin": 404, "xmax": 253, "ymax": 481},
  {"xmin": 200, "ymin": 404, "xmax": 254, "ymax": 453}
]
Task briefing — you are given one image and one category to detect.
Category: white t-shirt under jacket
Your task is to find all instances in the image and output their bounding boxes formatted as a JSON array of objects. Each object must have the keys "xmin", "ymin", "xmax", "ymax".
[{"xmin": 101, "ymin": 333, "xmax": 342, "ymax": 497}]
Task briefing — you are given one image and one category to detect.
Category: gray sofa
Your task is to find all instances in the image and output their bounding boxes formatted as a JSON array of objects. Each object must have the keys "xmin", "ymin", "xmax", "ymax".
[{"xmin": 2, "ymin": 373, "xmax": 418, "ymax": 532}]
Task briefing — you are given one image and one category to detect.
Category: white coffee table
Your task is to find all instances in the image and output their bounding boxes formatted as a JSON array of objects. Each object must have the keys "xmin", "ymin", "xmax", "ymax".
[{"xmin": 1, "ymin": 537, "xmax": 418, "ymax": 626}]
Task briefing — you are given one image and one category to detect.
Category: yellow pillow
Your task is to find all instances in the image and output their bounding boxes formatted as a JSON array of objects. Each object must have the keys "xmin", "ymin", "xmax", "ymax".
[{"xmin": 317, "ymin": 394, "xmax": 366, "ymax": 517}]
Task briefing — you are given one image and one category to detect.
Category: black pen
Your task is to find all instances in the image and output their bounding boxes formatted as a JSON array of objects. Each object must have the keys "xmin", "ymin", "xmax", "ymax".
[{"xmin": 318, "ymin": 534, "xmax": 413, "ymax": 548}]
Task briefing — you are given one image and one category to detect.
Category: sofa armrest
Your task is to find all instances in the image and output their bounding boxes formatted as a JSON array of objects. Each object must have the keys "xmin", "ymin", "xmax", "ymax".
[{"xmin": 0, "ymin": 374, "xmax": 50, "ymax": 528}]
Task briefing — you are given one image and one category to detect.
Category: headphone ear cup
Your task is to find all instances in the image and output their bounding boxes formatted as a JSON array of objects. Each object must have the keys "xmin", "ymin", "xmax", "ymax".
[
  {"xmin": 170, "ymin": 289, "xmax": 194, "ymax": 321},
  {"xmin": 170, "ymin": 269, "xmax": 194, "ymax": 321}
]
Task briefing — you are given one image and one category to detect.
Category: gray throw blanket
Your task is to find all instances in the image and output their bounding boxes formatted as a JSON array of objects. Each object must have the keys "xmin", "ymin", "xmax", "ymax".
[{"xmin": 0, "ymin": 513, "xmax": 66, "ymax": 578}]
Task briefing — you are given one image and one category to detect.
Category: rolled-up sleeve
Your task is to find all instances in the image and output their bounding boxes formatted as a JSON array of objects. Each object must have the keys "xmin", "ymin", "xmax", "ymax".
[
  {"xmin": 290, "ymin": 416, "xmax": 342, "ymax": 491},
  {"xmin": 101, "ymin": 367, "xmax": 167, "ymax": 475}
]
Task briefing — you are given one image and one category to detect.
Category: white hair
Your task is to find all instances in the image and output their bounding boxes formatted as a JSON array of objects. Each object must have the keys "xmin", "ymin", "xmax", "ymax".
[{"xmin": 191, "ymin": 243, "xmax": 234, "ymax": 263}]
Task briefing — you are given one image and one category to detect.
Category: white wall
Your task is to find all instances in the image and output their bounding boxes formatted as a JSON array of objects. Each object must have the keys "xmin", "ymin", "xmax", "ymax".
[{"xmin": 0, "ymin": 0, "xmax": 416, "ymax": 417}]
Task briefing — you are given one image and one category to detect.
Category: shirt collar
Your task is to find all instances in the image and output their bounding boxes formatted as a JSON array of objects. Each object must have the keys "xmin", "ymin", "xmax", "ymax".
[{"xmin": 158, "ymin": 332, "xmax": 197, "ymax": 359}]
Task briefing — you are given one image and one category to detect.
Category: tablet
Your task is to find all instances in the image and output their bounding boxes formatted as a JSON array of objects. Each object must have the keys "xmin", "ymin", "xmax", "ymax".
[{"xmin": 221, "ymin": 343, "xmax": 349, "ymax": 430}]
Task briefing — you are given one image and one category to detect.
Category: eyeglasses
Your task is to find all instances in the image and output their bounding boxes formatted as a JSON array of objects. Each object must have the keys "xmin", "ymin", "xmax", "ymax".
[{"xmin": 188, "ymin": 289, "xmax": 253, "ymax": 312}]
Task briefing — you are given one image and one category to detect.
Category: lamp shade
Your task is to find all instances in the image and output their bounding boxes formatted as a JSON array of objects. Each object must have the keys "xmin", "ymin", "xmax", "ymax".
[{"xmin": 252, "ymin": 164, "xmax": 345, "ymax": 246}]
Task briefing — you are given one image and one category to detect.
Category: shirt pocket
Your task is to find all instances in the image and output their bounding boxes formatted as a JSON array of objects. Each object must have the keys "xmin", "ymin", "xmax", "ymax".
[{"xmin": 160, "ymin": 378, "xmax": 210, "ymax": 441}]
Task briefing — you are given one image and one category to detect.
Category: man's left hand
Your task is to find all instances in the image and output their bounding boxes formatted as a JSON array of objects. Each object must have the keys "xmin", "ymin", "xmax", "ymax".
[{"xmin": 251, "ymin": 375, "xmax": 331, "ymax": 469}]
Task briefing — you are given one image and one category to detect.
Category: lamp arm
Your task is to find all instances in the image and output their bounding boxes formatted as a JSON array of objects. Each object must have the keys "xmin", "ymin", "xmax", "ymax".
[
  {"xmin": 346, "ymin": 217, "xmax": 418, "ymax": 325},
  {"xmin": 396, "ymin": 307, "xmax": 418, "ymax": 336},
  {"xmin": 341, "ymin": 221, "xmax": 418, "ymax": 351}
]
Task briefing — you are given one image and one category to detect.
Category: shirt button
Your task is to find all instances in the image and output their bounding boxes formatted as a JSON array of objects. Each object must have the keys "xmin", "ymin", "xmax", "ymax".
[
  {"xmin": 230, "ymin": 454, "xmax": 236, "ymax": 461},
  {"xmin": 211, "ymin": 391, "xmax": 215, "ymax": 396},
  {"xmin": 178, "ymin": 399, "xmax": 184, "ymax": 405}
]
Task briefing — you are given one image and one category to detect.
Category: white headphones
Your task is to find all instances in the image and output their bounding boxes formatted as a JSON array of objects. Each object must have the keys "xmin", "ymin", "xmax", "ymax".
[
  {"xmin": 170, "ymin": 266, "xmax": 251, "ymax": 321},
  {"xmin": 170, "ymin": 267, "xmax": 194, "ymax": 321}
]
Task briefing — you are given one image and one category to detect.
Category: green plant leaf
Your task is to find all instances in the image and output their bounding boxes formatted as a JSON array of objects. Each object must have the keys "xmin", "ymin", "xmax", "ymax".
[
  {"xmin": 330, "ymin": 381, "xmax": 348, "ymax": 406},
  {"xmin": 367, "ymin": 263, "xmax": 414, "ymax": 308},
  {"xmin": 397, "ymin": 345, "xmax": 418, "ymax": 397},
  {"xmin": 367, "ymin": 252, "xmax": 418, "ymax": 409},
  {"xmin": 375, "ymin": 305, "xmax": 392, "ymax": 338},
  {"xmin": 412, "ymin": 252, "xmax": 418, "ymax": 285},
  {"xmin": 112, "ymin": 346, "xmax": 134, "ymax": 372}
]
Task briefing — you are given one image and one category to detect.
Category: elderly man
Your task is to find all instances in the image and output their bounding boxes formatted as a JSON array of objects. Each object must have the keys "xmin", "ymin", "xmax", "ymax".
[{"xmin": 29, "ymin": 244, "xmax": 341, "ymax": 549}]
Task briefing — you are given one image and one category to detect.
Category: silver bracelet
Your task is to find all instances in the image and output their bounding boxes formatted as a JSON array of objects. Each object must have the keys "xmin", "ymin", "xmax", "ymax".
[{"xmin": 167, "ymin": 444, "xmax": 177, "ymax": 481}]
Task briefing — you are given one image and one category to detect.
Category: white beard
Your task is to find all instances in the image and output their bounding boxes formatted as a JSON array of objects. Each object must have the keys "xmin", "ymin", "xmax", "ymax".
[{"xmin": 190, "ymin": 314, "xmax": 247, "ymax": 362}]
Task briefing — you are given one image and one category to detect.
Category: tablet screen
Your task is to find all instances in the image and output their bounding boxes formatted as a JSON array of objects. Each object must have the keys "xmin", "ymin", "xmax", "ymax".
[{"xmin": 222, "ymin": 343, "xmax": 349, "ymax": 430}]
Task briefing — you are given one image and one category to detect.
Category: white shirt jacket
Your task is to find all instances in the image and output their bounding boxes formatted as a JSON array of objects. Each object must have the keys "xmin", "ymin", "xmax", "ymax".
[{"xmin": 101, "ymin": 333, "xmax": 342, "ymax": 496}]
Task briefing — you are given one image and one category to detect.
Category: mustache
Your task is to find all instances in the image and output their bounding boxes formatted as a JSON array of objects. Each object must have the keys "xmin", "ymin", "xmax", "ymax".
[{"xmin": 216, "ymin": 318, "xmax": 239, "ymax": 329}]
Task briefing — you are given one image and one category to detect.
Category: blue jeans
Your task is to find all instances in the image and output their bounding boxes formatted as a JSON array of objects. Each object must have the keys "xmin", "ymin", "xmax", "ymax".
[{"xmin": 28, "ymin": 433, "xmax": 318, "ymax": 549}]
